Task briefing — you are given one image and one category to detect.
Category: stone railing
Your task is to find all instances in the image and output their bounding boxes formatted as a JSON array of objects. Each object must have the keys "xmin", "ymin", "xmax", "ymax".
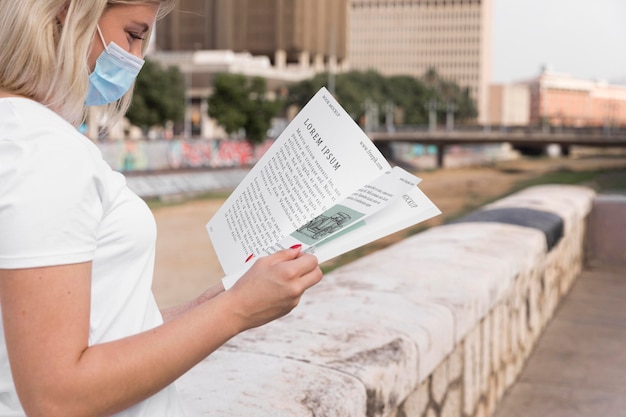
[{"xmin": 176, "ymin": 184, "xmax": 596, "ymax": 417}]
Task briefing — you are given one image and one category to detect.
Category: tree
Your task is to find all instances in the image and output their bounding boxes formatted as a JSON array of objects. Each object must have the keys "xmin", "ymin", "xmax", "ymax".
[
  {"xmin": 384, "ymin": 75, "xmax": 429, "ymax": 125},
  {"xmin": 422, "ymin": 68, "xmax": 478, "ymax": 122},
  {"xmin": 286, "ymin": 69, "xmax": 477, "ymax": 127},
  {"xmin": 286, "ymin": 70, "xmax": 388, "ymax": 123},
  {"xmin": 208, "ymin": 73, "xmax": 282, "ymax": 144},
  {"xmin": 127, "ymin": 59, "xmax": 185, "ymax": 130}
]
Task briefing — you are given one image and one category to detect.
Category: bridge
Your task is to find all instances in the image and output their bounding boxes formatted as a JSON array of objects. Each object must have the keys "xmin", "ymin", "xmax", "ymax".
[{"xmin": 369, "ymin": 128, "xmax": 626, "ymax": 168}]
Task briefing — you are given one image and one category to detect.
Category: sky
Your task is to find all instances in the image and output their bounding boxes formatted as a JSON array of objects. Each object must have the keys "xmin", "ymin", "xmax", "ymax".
[{"xmin": 492, "ymin": 0, "xmax": 626, "ymax": 84}]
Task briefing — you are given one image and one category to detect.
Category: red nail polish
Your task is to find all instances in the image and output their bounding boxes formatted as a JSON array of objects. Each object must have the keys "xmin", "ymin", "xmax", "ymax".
[
  {"xmin": 245, "ymin": 254, "xmax": 254, "ymax": 263},
  {"xmin": 290, "ymin": 244, "xmax": 302, "ymax": 250}
]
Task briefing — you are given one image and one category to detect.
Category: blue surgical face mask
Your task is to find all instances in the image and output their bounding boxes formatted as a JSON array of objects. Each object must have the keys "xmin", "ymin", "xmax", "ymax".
[{"xmin": 85, "ymin": 25, "xmax": 145, "ymax": 106}]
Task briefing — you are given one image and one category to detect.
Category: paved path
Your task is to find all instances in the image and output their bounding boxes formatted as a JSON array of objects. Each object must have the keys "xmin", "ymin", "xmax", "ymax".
[{"xmin": 493, "ymin": 262, "xmax": 626, "ymax": 417}]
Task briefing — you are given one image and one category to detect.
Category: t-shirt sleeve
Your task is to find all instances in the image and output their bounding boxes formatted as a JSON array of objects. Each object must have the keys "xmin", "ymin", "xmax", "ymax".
[{"xmin": 0, "ymin": 132, "xmax": 104, "ymax": 269}]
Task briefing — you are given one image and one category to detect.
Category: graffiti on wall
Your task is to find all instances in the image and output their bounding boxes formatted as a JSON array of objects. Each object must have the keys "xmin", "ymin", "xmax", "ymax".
[{"xmin": 99, "ymin": 139, "xmax": 275, "ymax": 172}]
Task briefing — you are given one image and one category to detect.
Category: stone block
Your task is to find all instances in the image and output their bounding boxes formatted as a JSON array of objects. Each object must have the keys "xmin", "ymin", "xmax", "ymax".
[
  {"xmin": 473, "ymin": 400, "xmax": 488, "ymax": 417},
  {"xmin": 223, "ymin": 317, "xmax": 418, "ymax": 417},
  {"xmin": 431, "ymin": 360, "xmax": 448, "ymax": 405},
  {"xmin": 454, "ymin": 207, "xmax": 564, "ymax": 250},
  {"xmin": 463, "ymin": 327, "xmax": 481, "ymax": 416},
  {"xmin": 448, "ymin": 345, "xmax": 463, "ymax": 382},
  {"xmin": 440, "ymin": 386, "xmax": 461, "ymax": 417},
  {"xmin": 487, "ymin": 374, "xmax": 498, "ymax": 414},
  {"xmin": 479, "ymin": 318, "xmax": 491, "ymax": 395},
  {"xmin": 400, "ymin": 381, "xmax": 429, "ymax": 417},
  {"xmin": 295, "ymin": 286, "xmax": 455, "ymax": 384},
  {"xmin": 326, "ymin": 222, "xmax": 545, "ymax": 349},
  {"xmin": 483, "ymin": 185, "xmax": 595, "ymax": 236},
  {"xmin": 177, "ymin": 351, "xmax": 367, "ymax": 417},
  {"xmin": 489, "ymin": 306, "xmax": 502, "ymax": 373},
  {"xmin": 496, "ymin": 368, "xmax": 506, "ymax": 401},
  {"xmin": 587, "ymin": 195, "xmax": 626, "ymax": 265},
  {"xmin": 505, "ymin": 354, "xmax": 517, "ymax": 388}
]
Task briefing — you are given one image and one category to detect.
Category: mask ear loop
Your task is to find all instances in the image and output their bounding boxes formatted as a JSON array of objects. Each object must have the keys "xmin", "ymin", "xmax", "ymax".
[{"xmin": 96, "ymin": 24, "xmax": 108, "ymax": 49}]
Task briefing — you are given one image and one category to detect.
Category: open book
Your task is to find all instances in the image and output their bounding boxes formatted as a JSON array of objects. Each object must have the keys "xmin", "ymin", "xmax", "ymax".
[{"xmin": 206, "ymin": 87, "xmax": 441, "ymax": 289}]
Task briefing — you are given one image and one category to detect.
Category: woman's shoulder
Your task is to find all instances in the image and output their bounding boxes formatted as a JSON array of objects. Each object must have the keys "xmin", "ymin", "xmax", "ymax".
[
  {"xmin": 0, "ymin": 97, "xmax": 124, "ymax": 199},
  {"xmin": 0, "ymin": 96, "xmax": 65, "ymax": 120},
  {"xmin": 1, "ymin": 98, "xmax": 86, "ymax": 143},
  {"xmin": 0, "ymin": 98, "xmax": 105, "ymax": 166}
]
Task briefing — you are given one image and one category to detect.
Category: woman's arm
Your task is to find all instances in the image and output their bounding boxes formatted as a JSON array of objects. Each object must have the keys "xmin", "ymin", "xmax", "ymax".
[
  {"xmin": 160, "ymin": 281, "xmax": 225, "ymax": 322},
  {"xmin": 0, "ymin": 246, "xmax": 321, "ymax": 417}
]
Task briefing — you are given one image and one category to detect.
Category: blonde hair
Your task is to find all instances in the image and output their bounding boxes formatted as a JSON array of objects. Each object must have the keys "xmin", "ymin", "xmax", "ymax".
[{"xmin": 0, "ymin": 0, "xmax": 176, "ymax": 127}]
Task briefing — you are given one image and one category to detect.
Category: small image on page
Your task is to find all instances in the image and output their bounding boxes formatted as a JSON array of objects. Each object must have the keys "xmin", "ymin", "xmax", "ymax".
[
  {"xmin": 293, "ymin": 205, "xmax": 364, "ymax": 245},
  {"xmin": 311, "ymin": 186, "xmax": 441, "ymax": 264},
  {"xmin": 271, "ymin": 166, "xmax": 420, "ymax": 253},
  {"xmin": 221, "ymin": 186, "xmax": 441, "ymax": 291}
]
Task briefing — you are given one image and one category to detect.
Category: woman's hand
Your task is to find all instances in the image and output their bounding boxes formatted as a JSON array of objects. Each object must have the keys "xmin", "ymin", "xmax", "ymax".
[{"xmin": 226, "ymin": 246, "xmax": 322, "ymax": 332}]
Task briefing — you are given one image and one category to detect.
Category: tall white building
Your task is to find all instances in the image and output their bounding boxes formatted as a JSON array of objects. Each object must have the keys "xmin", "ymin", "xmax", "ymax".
[
  {"xmin": 155, "ymin": 0, "xmax": 493, "ymax": 125},
  {"xmin": 346, "ymin": 0, "xmax": 492, "ymax": 124}
]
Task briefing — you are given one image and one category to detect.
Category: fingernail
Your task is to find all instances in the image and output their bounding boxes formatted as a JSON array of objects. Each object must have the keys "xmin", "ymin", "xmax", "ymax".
[
  {"xmin": 290, "ymin": 244, "xmax": 302, "ymax": 250},
  {"xmin": 245, "ymin": 254, "xmax": 254, "ymax": 263}
]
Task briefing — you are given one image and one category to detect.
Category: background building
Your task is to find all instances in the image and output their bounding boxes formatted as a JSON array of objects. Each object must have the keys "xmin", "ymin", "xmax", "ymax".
[
  {"xmin": 346, "ymin": 0, "xmax": 492, "ymax": 124},
  {"xmin": 488, "ymin": 84, "xmax": 530, "ymax": 126},
  {"xmin": 156, "ymin": 0, "xmax": 348, "ymax": 71},
  {"xmin": 154, "ymin": 0, "xmax": 493, "ymax": 133},
  {"xmin": 528, "ymin": 68, "xmax": 626, "ymax": 129},
  {"xmin": 486, "ymin": 68, "xmax": 626, "ymax": 130},
  {"xmin": 150, "ymin": 49, "xmax": 316, "ymax": 138}
]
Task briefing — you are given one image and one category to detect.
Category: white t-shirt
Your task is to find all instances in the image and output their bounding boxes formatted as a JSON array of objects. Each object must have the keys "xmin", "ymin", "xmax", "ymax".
[{"xmin": 0, "ymin": 98, "xmax": 186, "ymax": 416}]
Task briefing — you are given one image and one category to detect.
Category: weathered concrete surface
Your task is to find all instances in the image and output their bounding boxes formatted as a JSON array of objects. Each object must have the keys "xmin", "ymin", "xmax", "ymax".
[
  {"xmin": 455, "ymin": 207, "xmax": 564, "ymax": 250},
  {"xmin": 492, "ymin": 194, "xmax": 626, "ymax": 417},
  {"xmin": 586, "ymin": 194, "xmax": 626, "ymax": 266},
  {"xmin": 174, "ymin": 184, "xmax": 596, "ymax": 417},
  {"xmin": 177, "ymin": 350, "xmax": 368, "ymax": 417},
  {"xmin": 492, "ymin": 263, "xmax": 626, "ymax": 417}
]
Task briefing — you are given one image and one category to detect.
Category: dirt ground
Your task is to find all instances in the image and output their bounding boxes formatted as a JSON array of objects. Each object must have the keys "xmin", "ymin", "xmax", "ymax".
[{"xmin": 151, "ymin": 149, "xmax": 626, "ymax": 309}]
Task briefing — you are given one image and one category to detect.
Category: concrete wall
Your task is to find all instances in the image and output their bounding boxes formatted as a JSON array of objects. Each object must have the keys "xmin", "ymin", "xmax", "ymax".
[
  {"xmin": 176, "ymin": 184, "xmax": 596, "ymax": 417},
  {"xmin": 586, "ymin": 194, "xmax": 626, "ymax": 266},
  {"xmin": 488, "ymin": 84, "xmax": 531, "ymax": 127}
]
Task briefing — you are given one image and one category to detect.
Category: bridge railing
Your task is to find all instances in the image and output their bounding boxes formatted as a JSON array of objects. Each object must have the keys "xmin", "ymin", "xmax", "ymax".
[{"xmin": 369, "ymin": 125, "xmax": 626, "ymax": 137}]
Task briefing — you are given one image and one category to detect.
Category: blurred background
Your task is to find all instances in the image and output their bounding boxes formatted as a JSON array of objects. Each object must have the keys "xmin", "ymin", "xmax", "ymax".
[
  {"xmin": 136, "ymin": 0, "xmax": 626, "ymax": 303},
  {"xmin": 124, "ymin": 3, "xmax": 626, "ymax": 415},
  {"xmin": 86, "ymin": 0, "xmax": 626, "ymax": 174}
]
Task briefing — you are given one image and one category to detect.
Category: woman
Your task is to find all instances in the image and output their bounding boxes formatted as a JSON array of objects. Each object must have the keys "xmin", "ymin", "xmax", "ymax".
[{"xmin": 0, "ymin": 1, "xmax": 322, "ymax": 416}]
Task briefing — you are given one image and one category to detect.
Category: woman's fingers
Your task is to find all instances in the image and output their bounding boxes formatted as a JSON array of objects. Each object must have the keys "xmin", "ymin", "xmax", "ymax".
[{"xmin": 227, "ymin": 248, "xmax": 322, "ymax": 331}]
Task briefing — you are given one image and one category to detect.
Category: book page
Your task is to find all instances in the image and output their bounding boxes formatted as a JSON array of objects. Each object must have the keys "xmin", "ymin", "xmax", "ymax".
[
  {"xmin": 220, "ymin": 186, "xmax": 441, "ymax": 290},
  {"xmin": 207, "ymin": 87, "xmax": 390, "ymax": 275},
  {"xmin": 308, "ymin": 186, "xmax": 441, "ymax": 264},
  {"xmin": 269, "ymin": 166, "xmax": 420, "ymax": 253}
]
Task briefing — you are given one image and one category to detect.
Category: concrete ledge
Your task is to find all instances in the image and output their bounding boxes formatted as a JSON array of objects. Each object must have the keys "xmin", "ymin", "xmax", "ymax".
[
  {"xmin": 178, "ymin": 350, "xmax": 367, "ymax": 416},
  {"xmin": 454, "ymin": 207, "xmax": 564, "ymax": 250},
  {"xmin": 586, "ymin": 194, "xmax": 626, "ymax": 265},
  {"xmin": 176, "ymin": 185, "xmax": 596, "ymax": 417}
]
